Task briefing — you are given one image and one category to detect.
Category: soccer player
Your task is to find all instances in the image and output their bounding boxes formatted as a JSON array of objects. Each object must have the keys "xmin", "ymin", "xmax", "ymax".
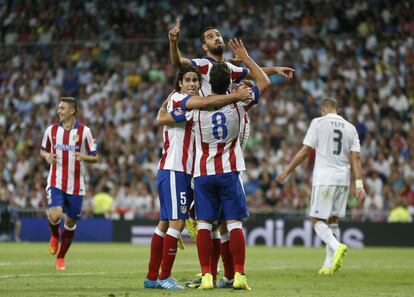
[
  {"xmin": 169, "ymin": 20, "xmax": 294, "ymax": 287},
  {"xmin": 40, "ymin": 97, "xmax": 98, "ymax": 270},
  {"xmin": 163, "ymin": 38, "xmax": 270, "ymax": 290},
  {"xmin": 144, "ymin": 65, "xmax": 251, "ymax": 290},
  {"xmin": 276, "ymin": 97, "xmax": 366, "ymax": 274}
]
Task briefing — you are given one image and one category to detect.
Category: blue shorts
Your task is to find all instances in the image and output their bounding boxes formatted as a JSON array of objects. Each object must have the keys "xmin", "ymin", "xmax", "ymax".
[
  {"xmin": 157, "ymin": 170, "xmax": 193, "ymax": 221},
  {"xmin": 194, "ymin": 172, "xmax": 248, "ymax": 221},
  {"xmin": 47, "ymin": 187, "xmax": 83, "ymax": 221}
]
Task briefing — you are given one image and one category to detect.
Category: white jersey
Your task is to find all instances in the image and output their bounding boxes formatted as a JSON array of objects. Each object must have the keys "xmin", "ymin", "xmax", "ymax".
[
  {"xmin": 158, "ymin": 92, "xmax": 195, "ymax": 174},
  {"xmin": 187, "ymin": 86, "xmax": 259, "ymax": 177},
  {"xmin": 191, "ymin": 57, "xmax": 248, "ymax": 97},
  {"xmin": 303, "ymin": 113, "xmax": 360, "ymax": 186},
  {"xmin": 41, "ymin": 122, "xmax": 97, "ymax": 195}
]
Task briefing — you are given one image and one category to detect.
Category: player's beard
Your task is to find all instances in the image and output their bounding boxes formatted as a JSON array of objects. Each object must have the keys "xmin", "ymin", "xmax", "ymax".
[{"xmin": 209, "ymin": 44, "xmax": 224, "ymax": 56}]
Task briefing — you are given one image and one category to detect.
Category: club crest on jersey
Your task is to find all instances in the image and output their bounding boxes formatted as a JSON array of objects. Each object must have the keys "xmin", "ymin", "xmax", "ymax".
[
  {"xmin": 180, "ymin": 205, "xmax": 187, "ymax": 214},
  {"xmin": 73, "ymin": 134, "xmax": 79, "ymax": 142},
  {"xmin": 173, "ymin": 109, "xmax": 183, "ymax": 116}
]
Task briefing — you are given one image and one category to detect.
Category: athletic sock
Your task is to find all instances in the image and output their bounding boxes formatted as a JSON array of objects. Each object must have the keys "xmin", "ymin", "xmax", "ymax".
[
  {"xmin": 314, "ymin": 221, "xmax": 340, "ymax": 251},
  {"xmin": 228, "ymin": 222, "xmax": 245, "ymax": 273},
  {"xmin": 210, "ymin": 231, "xmax": 221, "ymax": 281},
  {"xmin": 49, "ymin": 219, "xmax": 61, "ymax": 237},
  {"xmin": 220, "ymin": 232, "xmax": 234, "ymax": 280},
  {"xmin": 159, "ymin": 228, "xmax": 181, "ymax": 280},
  {"xmin": 57, "ymin": 224, "xmax": 75, "ymax": 259},
  {"xmin": 197, "ymin": 222, "xmax": 212, "ymax": 275},
  {"xmin": 146, "ymin": 228, "xmax": 165, "ymax": 280}
]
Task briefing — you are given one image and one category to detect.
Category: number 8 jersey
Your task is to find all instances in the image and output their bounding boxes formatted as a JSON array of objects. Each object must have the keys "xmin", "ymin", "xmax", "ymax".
[{"xmin": 185, "ymin": 86, "xmax": 260, "ymax": 177}]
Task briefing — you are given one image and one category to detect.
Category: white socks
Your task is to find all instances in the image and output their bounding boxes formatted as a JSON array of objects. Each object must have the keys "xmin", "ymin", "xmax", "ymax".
[
  {"xmin": 322, "ymin": 223, "xmax": 341, "ymax": 267},
  {"xmin": 314, "ymin": 221, "xmax": 340, "ymax": 252}
]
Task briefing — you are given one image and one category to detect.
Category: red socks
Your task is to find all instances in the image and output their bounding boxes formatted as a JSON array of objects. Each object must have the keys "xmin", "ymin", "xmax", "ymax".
[
  {"xmin": 228, "ymin": 222, "xmax": 245, "ymax": 273},
  {"xmin": 49, "ymin": 220, "xmax": 60, "ymax": 237},
  {"xmin": 146, "ymin": 228, "xmax": 165, "ymax": 280},
  {"xmin": 220, "ymin": 233, "xmax": 235, "ymax": 279},
  {"xmin": 210, "ymin": 232, "xmax": 221, "ymax": 281},
  {"xmin": 159, "ymin": 228, "xmax": 181, "ymax": 280},
  {"xmin": 57, "ymin": 225, "xmax": 75, "ymax": 259},
  {"xmin": 196, "ymin": 223, "xmax": 212, "ymax": 274}
]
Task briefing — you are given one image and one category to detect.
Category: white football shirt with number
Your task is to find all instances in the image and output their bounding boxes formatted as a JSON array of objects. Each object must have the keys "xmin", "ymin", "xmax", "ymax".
[{"xmin": 303, "ymin": 113, "xmax": 360, "ymax": 186}]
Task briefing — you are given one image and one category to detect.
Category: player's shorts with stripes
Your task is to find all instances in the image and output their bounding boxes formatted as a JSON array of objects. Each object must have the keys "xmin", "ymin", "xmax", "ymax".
[
  {"xmin": 194, "ymin": 172, "xmax": 248, "ymax": 221},
  {"xmin": 47, "ymin": 187, "xmax": 83, "ymax": 221},
  {"xmin": 157, "ymin": 169, "xmax": 193, "ymax": 220},
  {"xmin": 309, "ymin": 185, "xmax": 349, "ymax": 219}
]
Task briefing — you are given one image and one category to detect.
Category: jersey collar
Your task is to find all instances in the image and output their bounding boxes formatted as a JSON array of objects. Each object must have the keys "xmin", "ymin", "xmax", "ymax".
[
  {"xmin": 59, "ymin": 120, "xmax": 80, "ymax": 130},
  {"xmin": 203, "ymin": 55, "xmax": 219, "ymax": 64}
]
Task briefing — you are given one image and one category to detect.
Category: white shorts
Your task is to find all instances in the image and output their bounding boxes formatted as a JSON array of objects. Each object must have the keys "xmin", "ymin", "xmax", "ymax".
[{"xmin": 309, "ymin": 185, "xmax": 349, "ymax": 219}]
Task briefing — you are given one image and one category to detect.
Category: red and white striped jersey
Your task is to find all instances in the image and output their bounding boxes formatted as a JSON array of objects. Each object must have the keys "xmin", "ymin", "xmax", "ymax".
[
  {"xmin": 239, "ymin": 96, "xmax": 257, "ymax": 151},
  {"xmin": 158, "ymin": 92, "xmax": 195, "ymax": 174},
  {"xmin": 186, "ymin": 86, "xmax": 259, "ymax": 177},
  {"xmin": 41, "ymin": 122, "xmax": 97, "ymax": 196},
  {"xmin": 191, "ymin": 57, "xmax": 248, "ymax": 97}
]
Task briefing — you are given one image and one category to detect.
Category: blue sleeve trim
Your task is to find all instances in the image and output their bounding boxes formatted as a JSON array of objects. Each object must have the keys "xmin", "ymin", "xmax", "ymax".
[
  {"xmin": 191, "ymin": 59, "xmax": 197, "ymax": 66},
  {"xmin": 180, "ymin": 95, "xmax": 191, "ymax": 110},
  {"xmin": 170, "ymin": 110, "xmax": 186, "ymax": 123},
  {"xmin": 88, "ymin": 151, "xmax": 97, "ymax": 156},
  {"xmin": 252, "ymin": 85, "xmax": 260, "ymax": 104},
  {"xmin": 233, "ymin": 68, "xmax": 248, "ymax": 83},
  {"xmin": 40, "ymin": 146, "xmax": 48, "ymax": 151}
]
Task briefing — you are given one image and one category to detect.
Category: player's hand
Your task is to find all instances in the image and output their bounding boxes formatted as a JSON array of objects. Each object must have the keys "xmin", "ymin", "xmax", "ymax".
[
  {"xmin": 276, "ymin": 170, "xmax": 289, "ymax": 184},
  {"xmin": 168, "ymin": 19, "xmax": 180, "ymax": 42},
  {"xmin": 356, "ymin": 188, "xmax": 366, "ymax": 204},
  {"xmin": 75, "ymin": 152, "xmax": 85, "ymax": 161},
  {"xmin": 274, "ymin": 67, "xmax": 295, "ymax": 79},
  {"xmin": 232, "ymin": 85, "xmax": 252, "ymax": 101},
  {"xmin": 228, "ymin": 38, "xmax": 249, "ymax": 61},
  {"xmin": 46, "ymin": 153, "xmax": 56, "ymax": 165}
]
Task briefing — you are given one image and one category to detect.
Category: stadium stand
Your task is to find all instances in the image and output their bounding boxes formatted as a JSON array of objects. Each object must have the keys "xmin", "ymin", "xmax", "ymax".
[{"xmin": 0, "ymin": 0, "xmax": 413, "ymax": 223}]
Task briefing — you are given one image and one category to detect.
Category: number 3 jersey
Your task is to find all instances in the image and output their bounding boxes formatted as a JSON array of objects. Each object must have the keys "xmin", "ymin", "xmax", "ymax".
[
  {"xmin": 185, "ymin": 86, "xmax": 259, "ymax": 177},
  {"xmin": 303, "ymin": 113, "xmax": 360, "ymax": 186}
]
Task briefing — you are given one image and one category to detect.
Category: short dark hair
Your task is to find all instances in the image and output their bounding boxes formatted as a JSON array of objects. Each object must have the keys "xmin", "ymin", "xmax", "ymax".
[
  {"xmin": 200, "ymin": 26, "xmax": 218, "ymax": 44},
  {"xmin": 210, "ymin": 62, "xmax": 230, "ymax": 95},
  {"xmin": 174, "ymin": 65, "xmax": 201, "ymax": 92},
  {"xmin": 60, "ymin": 97, "xmax": 79, "ymax": 115},
  {"xmin": 321, "ymin": 97, "xmax": 339, "ymax": 109}
]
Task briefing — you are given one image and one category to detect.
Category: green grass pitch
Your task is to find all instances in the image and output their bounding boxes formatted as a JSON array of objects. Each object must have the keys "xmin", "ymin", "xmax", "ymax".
[{"xmin": 1, "ymin": 243, "xmax": 413, "ymax": 297}]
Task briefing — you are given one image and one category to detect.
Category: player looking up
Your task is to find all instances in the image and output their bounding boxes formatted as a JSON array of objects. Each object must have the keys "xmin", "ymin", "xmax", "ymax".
[{"xmin": 144, "ymin": 65, "xmax": 251, "ymax": 290}]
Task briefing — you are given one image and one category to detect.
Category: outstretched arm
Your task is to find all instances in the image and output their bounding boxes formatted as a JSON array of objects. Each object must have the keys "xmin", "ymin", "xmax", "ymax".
[
  {"xmin": 229, "ymin": 39, "xmax": 270, "ymax": 94},
  {"xmin": 276, "ymin": 145, "xmax": 312, "ymax": 183},
  {"xmin": 169, "ymin": 19, "xmax": 191, "ymax": 67},
  {"xmin": 261, "ymin": 67, "xmax": 295, "ymax": 79},
  {"xmin": 184, "ymin": 88, "xmax": 251, "ymax": 109},
  {"xmin": 156, "ymin": 89, "xmax": 252, "ymax": 127}
]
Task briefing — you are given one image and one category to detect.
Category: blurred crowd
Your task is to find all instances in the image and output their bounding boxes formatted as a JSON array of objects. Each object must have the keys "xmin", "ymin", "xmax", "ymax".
[{"xmin": 1, "ymin": 0, "xmax": 414, "ymax": 224}]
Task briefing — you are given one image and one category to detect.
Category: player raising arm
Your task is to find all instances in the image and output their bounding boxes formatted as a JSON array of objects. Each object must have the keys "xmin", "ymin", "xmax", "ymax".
[
  {"xmin": 169, "ymin": 19, "xmax": 294, "ymax": 79},
  {"xmin": 276, "ymin": 97, "xmax": 366, "ymax": 274},
  {"xmin": 144, "ymin": 65, "xmax": 250, "ymax": 291}
]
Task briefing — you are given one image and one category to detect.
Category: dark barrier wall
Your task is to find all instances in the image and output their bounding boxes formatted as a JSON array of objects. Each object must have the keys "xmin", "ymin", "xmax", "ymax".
[
  {"xmin": 18, "ymin": 217, "xmax": 414, "ymax": 247},
  {"xmin": 113, "ymin": 217, "xmax": 414, "ymax": 247},
  {"xmin": 20, "ymin": 218, "xmax": 112, "ymax": 242}
]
